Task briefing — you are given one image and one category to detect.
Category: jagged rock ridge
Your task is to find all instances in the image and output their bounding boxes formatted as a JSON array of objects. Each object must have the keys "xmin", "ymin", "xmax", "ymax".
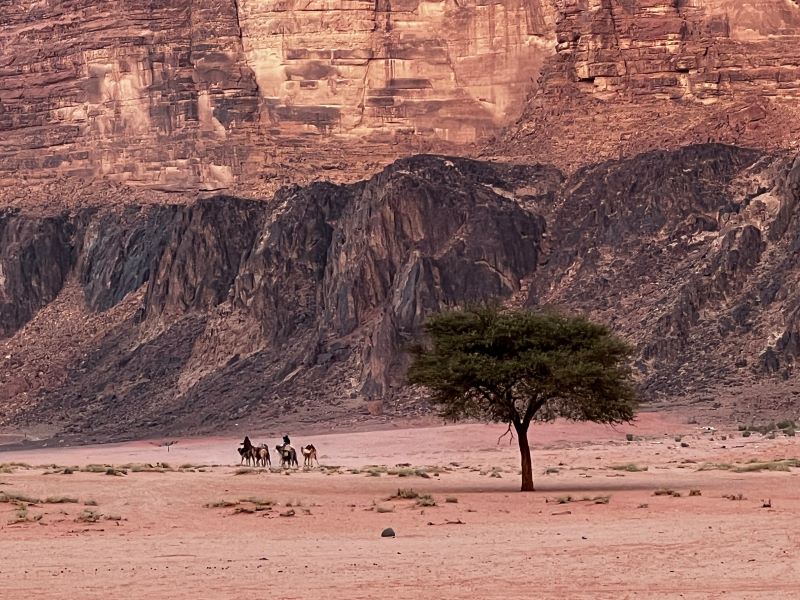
[{"xmin": 1, "ymin": 145, "xmax": 800, "ymax": 440}]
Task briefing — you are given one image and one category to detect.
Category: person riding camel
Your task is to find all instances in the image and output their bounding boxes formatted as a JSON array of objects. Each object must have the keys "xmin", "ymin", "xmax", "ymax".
[{"xmin": 282, "ymin": 434, "xmax": 293, "ymax": 452}]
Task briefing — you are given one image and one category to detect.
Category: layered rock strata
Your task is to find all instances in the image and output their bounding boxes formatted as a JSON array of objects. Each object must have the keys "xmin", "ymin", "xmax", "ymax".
[
  {"xmin": 498, "ymin": 0, "xmax": 800, "ymax": 168},
  {"xmin": 0, "ymin": 0, "xmax": 556, "ymax": 192},
  {"xmin": 2, "ymin": 1, "xmax": 800, "ymax": 195}
]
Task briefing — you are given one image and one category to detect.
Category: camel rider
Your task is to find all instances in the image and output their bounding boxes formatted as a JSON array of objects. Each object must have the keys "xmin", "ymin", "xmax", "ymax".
[{"xmin": 282, "ymin": 434, "xmax": 293, "ymax": 452}]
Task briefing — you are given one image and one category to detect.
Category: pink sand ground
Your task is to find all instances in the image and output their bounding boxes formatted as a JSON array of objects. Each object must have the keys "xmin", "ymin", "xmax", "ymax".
[{"xmin": 2, "ymin": 414, "xmax": 799, "ymax": 599}]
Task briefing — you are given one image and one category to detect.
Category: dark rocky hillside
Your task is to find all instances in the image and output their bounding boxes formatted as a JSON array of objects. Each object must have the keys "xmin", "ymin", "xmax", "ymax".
[{"xmin": 1, "ymin": 145, "xmax": 799, "ymax": 441}]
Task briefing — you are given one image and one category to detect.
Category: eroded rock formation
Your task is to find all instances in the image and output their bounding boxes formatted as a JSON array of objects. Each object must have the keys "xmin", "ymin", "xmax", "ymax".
[
  {"xmin": 1, "ymin": 146, "xmax": 800, "ymax": 439},
  {"xmin": 498, "ymin": 0, "xmax": 800, "ymax": 168},
  {"xmin": 2, "ymin": 1, "xmax": 799, "ymax": 196},
  {"xmin": 0, "ymin": 0, "xmax": 556, "ymax": 193}
]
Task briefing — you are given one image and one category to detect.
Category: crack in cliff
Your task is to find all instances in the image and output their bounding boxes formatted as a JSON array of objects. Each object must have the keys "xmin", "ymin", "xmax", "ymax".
[
  {"xmin": 232, "ymin": 0, "xmax": 244, "ymax": 44},
  {"xmin": 230, "ymin": 0, "xmax": 264, "ymax": 128}
]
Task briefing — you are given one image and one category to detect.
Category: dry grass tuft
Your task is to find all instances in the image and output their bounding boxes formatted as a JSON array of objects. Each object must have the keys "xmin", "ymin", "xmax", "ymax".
[{"xmin": 610, "ymin": 463, "xmax": 648, "ymax": 472}]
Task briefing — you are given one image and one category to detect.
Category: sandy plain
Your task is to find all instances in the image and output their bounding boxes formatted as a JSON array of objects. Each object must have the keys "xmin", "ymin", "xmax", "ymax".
[{"xmin": 1, "ymin": 413, "xmax": 799, "ymax": 599}]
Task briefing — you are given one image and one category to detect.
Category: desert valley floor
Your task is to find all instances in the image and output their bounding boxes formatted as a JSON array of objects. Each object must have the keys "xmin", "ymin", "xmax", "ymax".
[{"xmin": 1, "ymin": 415, "xmax": 799, "ymax": 599}]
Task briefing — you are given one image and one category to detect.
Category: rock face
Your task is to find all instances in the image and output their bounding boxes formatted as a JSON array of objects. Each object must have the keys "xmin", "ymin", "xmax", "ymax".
[
  {"xmin": 0, "ymin": 211, "xmax": 75, "ymax": 337},
  {"xmin": 0, "ymin": 0, "xmax": 556, "ymax": 193},
  {"xmin": 2, "ymin": 145, "xmax": 800, "ymax": 439},
  {"xmin": 238, "ymin": 0, "xmax": 554, "ymax": 142},
  {"xmin": 2, "ymin": 1, "xmax": 799, "ymax": 196},
  {"xmin": 0, "ymin": 155, "xmax": 557, "ymax": 437},
  {"xmin": 0, "ymin": 0, "xmax": 262, "ymax": 191},
  {"xmin": 498, "ymin": 0, "xmax": 800, "ymax": 168}
]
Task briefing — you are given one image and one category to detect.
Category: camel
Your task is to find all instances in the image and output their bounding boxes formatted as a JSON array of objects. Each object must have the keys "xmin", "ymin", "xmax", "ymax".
[
  {"xmin": 275, "ymin": 444, "xmax": 298, "ymax": 469},
  {"xmin": 256, "ymin": 445, "xmax": 271, "ymax": 467},
  {"xmin": 238, "ymin": 436, "xmax": 258, "ymax": 466},
  {"xmin": 301, "ymin": 444, "xmax": 319, "ymax": 468}
]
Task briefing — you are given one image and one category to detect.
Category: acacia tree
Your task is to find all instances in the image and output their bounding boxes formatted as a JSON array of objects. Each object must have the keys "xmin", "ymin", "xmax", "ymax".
[{"xmin": 408, "ymin": 306, "xmax": 638, "ymax": 491}]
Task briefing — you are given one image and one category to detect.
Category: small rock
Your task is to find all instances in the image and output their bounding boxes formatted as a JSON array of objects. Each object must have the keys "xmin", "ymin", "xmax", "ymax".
[{"xmin": 381, "ymin": 527, "xmax": 396, "ymax": 538}]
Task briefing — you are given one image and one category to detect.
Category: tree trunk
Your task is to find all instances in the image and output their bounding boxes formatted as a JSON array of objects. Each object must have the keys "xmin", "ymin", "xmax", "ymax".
[{"xmin": 515, "ymin": 422, "xmax": 534, "ymax": 492}]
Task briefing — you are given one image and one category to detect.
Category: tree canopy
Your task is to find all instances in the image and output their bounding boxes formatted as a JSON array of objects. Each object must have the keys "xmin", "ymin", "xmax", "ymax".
[{"xmin": 408, "ymin": 306, "xmax": 638, "ymax": 490}]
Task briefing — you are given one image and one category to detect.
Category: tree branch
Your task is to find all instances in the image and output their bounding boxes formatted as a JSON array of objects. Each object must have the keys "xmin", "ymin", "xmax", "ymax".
[
  {"xmin": 522, "ymin": 396, "xmax": 546, "ymax": 427},
  {"xmin": 497, "ymin": 422, "xmax": 515, "ymax": 445}
]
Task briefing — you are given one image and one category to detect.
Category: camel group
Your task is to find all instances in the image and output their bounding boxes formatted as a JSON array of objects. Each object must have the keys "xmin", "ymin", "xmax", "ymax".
[
  {"xmin": 238, "ymin": 436, "xmax": 318, "ymax": 469},
  {"xmin": 237, "ymin": 436, "xmax": 271, "ymax": 467}
]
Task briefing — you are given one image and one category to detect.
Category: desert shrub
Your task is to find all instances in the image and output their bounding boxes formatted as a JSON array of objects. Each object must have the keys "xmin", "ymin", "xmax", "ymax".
[
  {"xmin": 8, "ymin": 504, "xmax": 42, "ymax": 524},
  {"xmin": 610, "ymin": 463, "xmax": 648, "ymax": 472},
  {"xmin": 75, "ymin": 509, "xmax": 102, "ymax": 523},
  {"xmin": 45, "ymin": 496, "xmax": 79, "ymax": 504},
  {"xmin": 748, "ymin": 423, "xmax": 776, "ymax": 435},
  {"xmin": 0, "ymin": 491, "xmax": 41, "ymax": 504},
  {"xmin": 239, "ymin": 497, "xmax": 274, "ymax": 507},
  {"xmin": 394, "ymin": 488, "xmax": 419, "ymax": 499},
  {"xmin": 416, "ymin": 494, "xmax": 436, "ymax": 507},
  {"xmin": 689, "ymin": 489, "xmax": 702, "ymax": 497},
  {"xmin": 205, "ymin": 500, "xmax": 238, "ymax": 508},
  {"xmin": 235, "ymin": 468, "xmax": 268, "ymax": 475},
  {"xmin": 697, "ymin": 463, "xmax": 733, "ymax": 471},
  {"xmin": 625, "ymin": 434, "xmax": 635, "ymax": 442},
  {"xmin": 81, "ymin": 464, "xmax": 109, "ymax": 473},
  {"xmin": 445, "ymin": 496, "xmax": 459, "ymax": 503},
  {"xmin": 723, "ymin": 493, "xmax": 745, "ymax": 501},
  {"xmin": 733, "ymin": 459, "xmax": 798, "ymax": 473}
]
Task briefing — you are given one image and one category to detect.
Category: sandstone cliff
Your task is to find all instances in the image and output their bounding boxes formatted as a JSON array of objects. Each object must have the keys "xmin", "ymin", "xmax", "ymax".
[
  {"xmin": 1, "ymin": 145, "xmax": 800, "ymax": 440},
  {"xmin": 2, "ymin": 1, "xmax": 799, "ymax": 197},
  {"xmin": 496, "ymin": 0, "xmax": 800, "ymax": 168},
  {"xmin": 0, "ymin": 0, "xmax": 556, "ymax": 194}
]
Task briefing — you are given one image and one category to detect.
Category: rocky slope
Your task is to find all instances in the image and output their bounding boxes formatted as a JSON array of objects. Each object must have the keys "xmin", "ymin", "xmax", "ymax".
[
  {"xmin": 2, "ymin": 1, "xmax": 799, "ymax": 197},
  {"xmin": 1, "ymin": 145, "xmax": 800, "ymax": 440}
]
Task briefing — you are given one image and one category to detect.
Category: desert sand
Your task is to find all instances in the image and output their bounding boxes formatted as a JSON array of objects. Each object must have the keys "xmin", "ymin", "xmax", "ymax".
[{"xmin": 1, "ymin": 414, "xmax": 799, "ymax": 599}]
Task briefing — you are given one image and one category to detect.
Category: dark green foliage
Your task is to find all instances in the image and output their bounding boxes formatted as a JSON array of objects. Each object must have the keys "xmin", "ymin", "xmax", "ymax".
[
  {"xmin": 408, "ymin": 306, "xmax": 638, "ymax": 490},
  {"xmin": 408, "ymin": 306, "xmax": 637, "ymax": 425}
]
